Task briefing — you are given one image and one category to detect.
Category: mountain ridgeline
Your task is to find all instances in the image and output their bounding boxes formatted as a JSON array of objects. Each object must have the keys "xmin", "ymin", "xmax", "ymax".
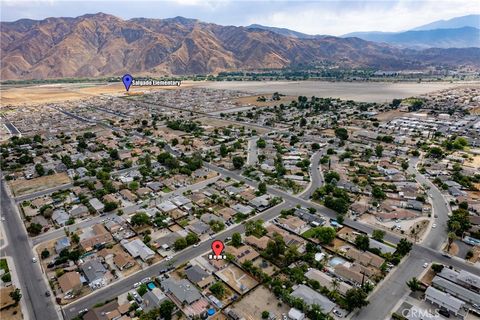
[{"xmin": 1, "ymin": 13, "xmax": 480, "ymax": 80}]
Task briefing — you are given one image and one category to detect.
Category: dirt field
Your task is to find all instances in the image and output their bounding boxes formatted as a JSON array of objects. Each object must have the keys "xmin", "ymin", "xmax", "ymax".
[
  {"xmin": 198, "ymin": 80, "xmax": 476, "ymax": 103},
  {"xmin": 230, "ymin": 95, "xmax": 296, "ymax": 107},
  {"xmin": 215, "ymin": 264, "xmax": 258, "ymax": 295},
  {"xmin": 196, "ymin": 117, "xmax": 270, "ymax": 135},
  {"xmin": 9, "ymin": 173, "xmax": 71, "ymax": 196},
  {"xmin": 231, "ymin": 286, "xmax": 289, "ymax": 320},
  {"xmin": 0, "ymin": 305, "xmax": 23, "ymax": 320},
  {"xmin": 0, "ymin": 81, "xmax": 198, "ymax": 106},
  {"xmin": 376, "ymin": 109, "xmax": 406, "ymax": 122}
]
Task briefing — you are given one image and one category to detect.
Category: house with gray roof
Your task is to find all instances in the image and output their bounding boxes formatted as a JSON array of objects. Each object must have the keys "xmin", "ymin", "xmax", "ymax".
[
  {"xmin": 432, "ymin": 276, "xmax": 480, "ymax": 305},
  {"xmin": 55, "ymin": 237, "xmax": 71, "ymax": 254},
  {"xmin": 291, "ymin": 284, "xmax": 335, "ymax": 313},
  {"xmin": 69, "ymin": 204, "xmax": 89, "ymax": 217},
  {"xmin": 187, "ymin": 220, "xmax": 210, "ymax": 235},
  {"xmin": 121, "ymin": 239, "xmax": 155, "ymax": 261},
  {"xmin": 88, "ymin": 198, "xmax": 105, "ymax": 213},
  {"xmin": 81, "ymin": 259, "xmax": 107, "ymax": 287},
  {"xmin": 52, "ymin": 209, "xmax": 69, "ymax": 226},
  {"xmin": 160, "ymin": 278, "xmax": 201, "ymax": 305},
  {"xmin": 141, "ymin": 288, "xmax": 168, "ymax": 312},
  {"xmin": 425, "ymin": 286, "xmax": 465, "ymax": 316}
]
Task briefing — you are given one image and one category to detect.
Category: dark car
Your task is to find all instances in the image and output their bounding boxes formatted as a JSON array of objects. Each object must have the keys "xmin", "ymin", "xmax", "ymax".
[
  {"xmin": 438, "ymin": 309, "xmax": 450, "ymax": 318},
  {"xmin": 45, "ymin": 291, "xmax": 51, "ymax": 297}
]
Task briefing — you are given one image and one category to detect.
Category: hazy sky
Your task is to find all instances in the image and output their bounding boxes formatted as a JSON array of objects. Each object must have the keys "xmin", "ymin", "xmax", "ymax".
[{"xmin": 1, "ymin": 0, "xmax": 479, "ymax": 35}]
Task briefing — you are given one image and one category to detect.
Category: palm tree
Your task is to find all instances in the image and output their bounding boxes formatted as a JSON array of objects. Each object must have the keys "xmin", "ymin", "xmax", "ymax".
[
  {"xmin": 331, "ymin": 278, "xmax": 339, "ymax": 294},
  {"xmin": 447, "ymin": 232, "xmax": 457, "ymax": 252},
  {"xmin": 407, "ymin": 278, "xmax": 420, "ymax": 292}
]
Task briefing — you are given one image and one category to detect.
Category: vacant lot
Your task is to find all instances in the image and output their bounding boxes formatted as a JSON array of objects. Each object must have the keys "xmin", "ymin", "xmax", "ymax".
[
  {"xmin": 231, "ymin": 286, "xmax": 289, "ymax": 320},
  {"xmin": 9, "ymin": 173, "xmax": 71, "ymax": 196},
  {"xmin": 1, "ymin": 81, "xmax": 197, "ymax": 106},
  {"xmin": 199, "ymin": 81, "xmax": 473, "ymax": 103},
  {"xmin": 196, "ymin": 117, "xmax": 270, "ymax": 135},
  {"xmin": 215, "ymin": 264, "xmax": 258, "ymax": 295}
]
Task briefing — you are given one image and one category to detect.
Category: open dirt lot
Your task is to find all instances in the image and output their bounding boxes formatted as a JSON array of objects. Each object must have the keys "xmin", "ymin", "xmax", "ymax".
[
  {"xmin": 198, "ymin": 81, "xmax": 476, "ymax": 103},
  {"xmin": 9, "ymin": 173, "xmax": 71, "ymax": 196},
  {"xmin": 1, "ymin": 81, "xmax": 197, "ymax": 106},
  {"xmin": 215, "ymin": 264, "xmax": 258, "ymax": 295},
  {"xmin": 230, "ymin": 95, "xmax": 297, "ymax": 107},
  {"xmin": 231, "ymin": 286, "xmax": 289, "ymax": 320}
]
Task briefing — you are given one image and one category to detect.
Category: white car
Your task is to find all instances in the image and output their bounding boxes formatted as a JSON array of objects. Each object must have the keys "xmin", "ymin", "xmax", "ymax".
[
  {"xmin": 133, "ymin": 282, "xmax": 141, "ymax": 289},
  {"xmin": 193, "ymin": 243, "xmax": 199, "ymax": 247},
  {"xmin": 432, "ymin": 224, "xmax": 437, "ymax": 228},
  {"xmin": 423, "ymin": 262, "xmax": 428, "ymax": 268},
  {"xmin": 166, "ymin": 256, "xmax": 173, "ymax": 261},
  {"xmin": 32, "ymin": 257, "xmax": 37, "ymax": 263}
]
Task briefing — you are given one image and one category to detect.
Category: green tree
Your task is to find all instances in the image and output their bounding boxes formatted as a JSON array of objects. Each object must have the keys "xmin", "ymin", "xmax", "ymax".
[
  {"xmin": 174, "ymin": 238, "xmax": 188, "ymax": 251},
  {"xmin": 231, "ymin": 232, "xmax": 242, "ymax": 247},
  {"xmin": 159, "ymin": 300, "xmax": 175, "ymax": 320},
  {"xmin": 262, "ymin": 311, "xmax": 270, "ymax": 319},
  {"xmin": 375, "ymin": 145, "xmax": 383, "ymax": 157},
  {"xmin": 448, "ymin": 209, "xmax": 471, "ymax": 235},
  {"xmin": 71, "ymin": 233, "xmax": 80, "ymax": 244},
  {"xmin": 220, "ymin": 144, "xmax": 228, "ymax": 157},
  {"xmin": 103, "ymin": 201, "xmax": 118, "ymax": 212},
  {"xmin": 27, "ymin": 223, "xmax": 42, "ymax": 235},
  {"xmin": 335, "ymin": 128, "xmax": 349, "ymax": 140},
  {"xmin": 137, "ymin": 284, "xmax": 148, "ymax": 296},
  {"xmin": 396, "ymin": 238, "xmax": 413, "ymax": 256},
  {"xmin": 258, "ymin": 182, "xmax": 267, "ymax": 195},
  {"xmin": 355, "ymin": 234, "xmax": 370, "ymax": 251},
  {"xmin": 315, "ymin": 227, "xmax": 336, "ymax": 244},
  {"xmin": 209, "ymin": 281, "xmax": 226, "ymax": 299},
  {"xmin": 130, "ymin": 212, "xmax": 150, "ymax": 226},
  {"xmin": 256, "ymin": 139, "xmax": 266, "ymax": 148},
  {"xmin": 324, "ymin": 171, "xmax": 340, "ymax": 184},
  {"xmin": 232, "ymin": 156, "xmax": 245, "ymax": 169},
  {"xmin": 344, "ymin": 288, "xmax": 369, "ymax": 311},
  {"xmin": 185, "ymin": 233, "xmax": 199, "ymax": 245},
  {"xmin": 41, "ymin": 248, "xmax": 50, "ymax": 259},
  {"xmin": 35, "ymin": 164, "xmax": 45, "ymax": 176},
  {"xmin": 372, "ymin": 230, "xmax": 385, "ymax": 242},
  {"xmin": 9, "ymin": 288, "xmax": 22, "ymax": 305}
]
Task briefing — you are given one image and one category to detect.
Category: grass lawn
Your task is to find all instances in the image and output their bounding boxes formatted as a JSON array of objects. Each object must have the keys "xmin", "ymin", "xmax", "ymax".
[
  {"xmin": 0, "ymin": 259, "xmax": 9, "ymax": 273},
  {"xmin": 162, "ymin": 186, "xmax": 172, "ymax": 193},
  {"xmin": 302, "ymin": 227, "xmax": 321, "ymax": 238}
]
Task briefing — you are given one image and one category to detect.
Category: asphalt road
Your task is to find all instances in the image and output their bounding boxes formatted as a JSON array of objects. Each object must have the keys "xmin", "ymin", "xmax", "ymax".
[
  {"xmin": 299, "ymin": 150, "xmax": 324, "ymax": 200},
  {"xmin": 355, "ymin": 156, "xmax": 459, "ymax": 319},
  {"xmin": 1, "ymin": 177, "xmax": 59, "ymax": 320},
  {"xmin": 407, "ymin": 157, "xmax": 450, "ymax": 251},
  {"xmin": 62, "ymin": 200, "xmax": 293, "ymax": 319}
]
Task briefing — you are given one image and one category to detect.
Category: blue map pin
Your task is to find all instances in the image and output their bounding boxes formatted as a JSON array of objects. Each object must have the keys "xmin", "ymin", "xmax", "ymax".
[{"xmin": 122, "ymin": 74, "xmax": 133, "ymax": 91}]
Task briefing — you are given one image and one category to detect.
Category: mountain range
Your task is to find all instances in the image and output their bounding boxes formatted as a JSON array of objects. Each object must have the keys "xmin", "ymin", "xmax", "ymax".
[{"xmin": 1, "ymin": 13, "xmax": 480, "ymax": 80}]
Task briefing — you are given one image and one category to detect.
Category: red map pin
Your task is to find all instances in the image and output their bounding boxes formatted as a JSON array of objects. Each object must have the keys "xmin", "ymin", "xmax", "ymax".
[{"xmin": 211, "ymin": 240, "xmax": 224, "ymax": 256}]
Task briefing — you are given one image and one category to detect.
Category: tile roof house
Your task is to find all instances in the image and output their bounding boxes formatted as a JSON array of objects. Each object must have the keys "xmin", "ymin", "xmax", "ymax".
[
  {"xmin": 80, "ymin": 224, "xmax": 113, "ymax": 252},
  {"xmin": 58, "ymin": 271, "xmax": 82, "ymax": 296},
  {"xmin": 225, "ymin": 245, "xmax": 259, "ymax": 264},
  {"xmin": 113, "ymin": 252, "xmax": 135, "ymax": 271},
  {"xmin": 244, "ymin": 235, "xmax": 270, "ymax": 250}
]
